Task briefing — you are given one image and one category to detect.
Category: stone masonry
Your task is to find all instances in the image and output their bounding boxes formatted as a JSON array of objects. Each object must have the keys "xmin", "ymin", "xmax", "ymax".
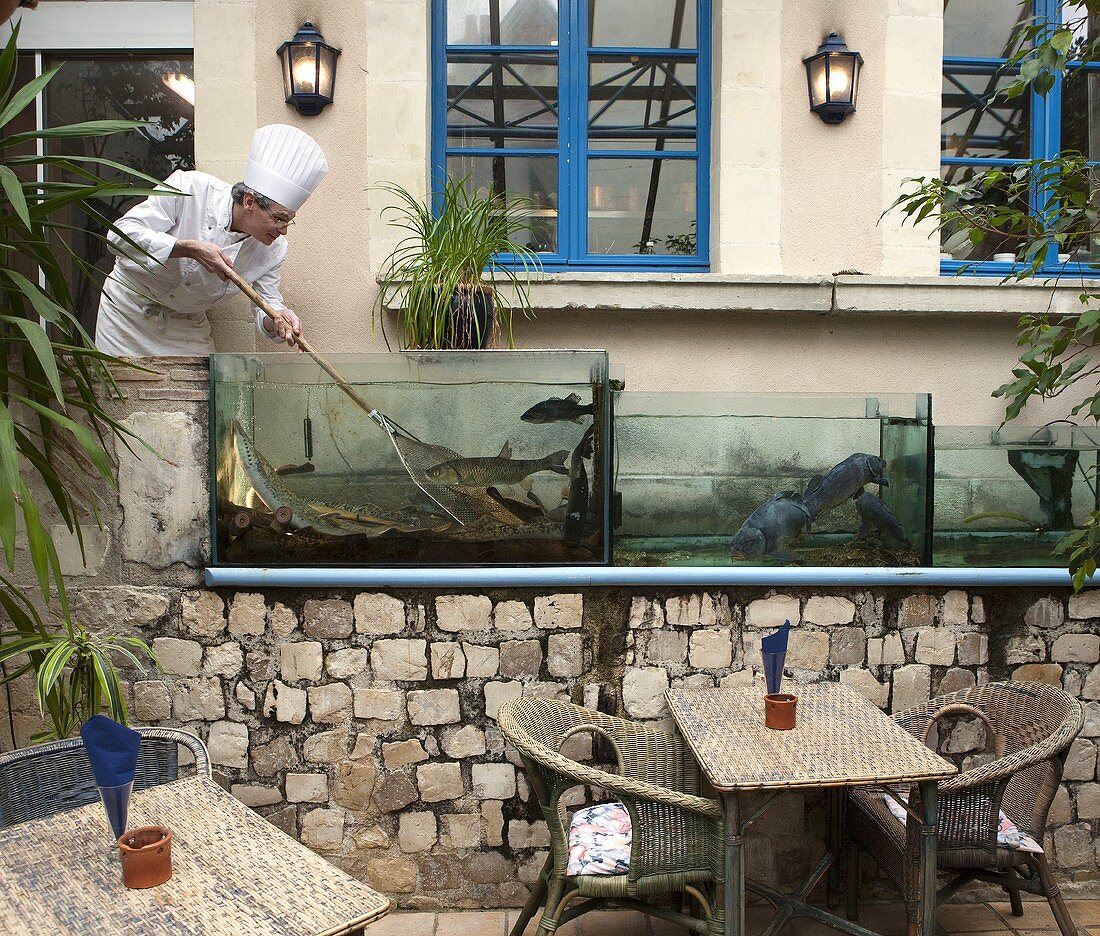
[{"xmin": 5, "ymin": 585, "xmax": 1099, "ymax": 910}]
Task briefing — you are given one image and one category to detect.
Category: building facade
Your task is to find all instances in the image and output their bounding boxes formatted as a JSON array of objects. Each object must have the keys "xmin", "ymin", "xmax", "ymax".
[{"xmin": 7, "ymin": 0, "xmax": 1100, "ymax": 910}]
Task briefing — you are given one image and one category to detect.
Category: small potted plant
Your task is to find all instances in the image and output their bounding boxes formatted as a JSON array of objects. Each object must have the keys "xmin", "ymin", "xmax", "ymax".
[{"xmin": 372, "ymin": 174, "xmax": 543, "ymax": 350}]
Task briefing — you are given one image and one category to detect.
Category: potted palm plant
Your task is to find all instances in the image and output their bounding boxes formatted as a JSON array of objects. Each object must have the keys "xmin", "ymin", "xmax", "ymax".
[
  {"xmin": 0, "ymin": 24, "xmax": 158, "ymax": 741},
  {"xmin": 372, "ymin": 175, "xmax": 543, "ymax": 349}
]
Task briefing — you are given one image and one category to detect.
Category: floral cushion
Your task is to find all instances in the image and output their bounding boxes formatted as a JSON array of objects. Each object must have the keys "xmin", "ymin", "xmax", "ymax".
[
  {"xmin": 882, "ymin": 792, "xmax": 1043, "ymax": 853},
  {"xmin": 566, "ymin": 801, "xmax": 632, "ymax": 876}
]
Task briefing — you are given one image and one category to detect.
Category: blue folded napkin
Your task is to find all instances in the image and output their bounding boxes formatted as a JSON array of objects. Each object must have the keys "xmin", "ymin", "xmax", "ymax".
[
  {"xmin": 80, "ymin": 715, "xmax": 141, "ymax": 787},
  {"xmin": 761, "ymin": 620, "xmax": 791, "ymax": 654},
  {"xmin": 761, "ymin": 620, "xmax": 791, "ymax": 695}
]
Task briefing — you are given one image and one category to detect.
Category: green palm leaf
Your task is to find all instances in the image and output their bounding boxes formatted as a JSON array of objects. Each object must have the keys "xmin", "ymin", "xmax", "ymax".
[{"xmin": 0, "ymin": 26, "xmax": 158, "ymax": 740}]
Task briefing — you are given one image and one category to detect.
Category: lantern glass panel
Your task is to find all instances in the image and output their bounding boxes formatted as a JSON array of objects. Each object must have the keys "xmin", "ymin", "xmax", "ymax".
[
  {"xmin": 827, "ymin": 54, "xmax": 854, "ymax": 105},
  {"xmin": 318, "ymin": 46, "xmax": 337, "ymax": 99},
  {"xmin": 280, "ymin": 46, "xmax": 293, "ymax": 99},
  {"xmin": 808, "ymin": 56, "xmax": 828, "ymax": 107},
  {"xmin": 290, "ymin": 44, "xmax": 320, "ymax": 95}
]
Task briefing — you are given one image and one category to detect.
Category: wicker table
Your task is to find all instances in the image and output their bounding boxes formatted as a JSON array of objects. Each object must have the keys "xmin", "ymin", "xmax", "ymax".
[
  {"xmin": 0, "ymin": 775, "xmax": 390, "ymax": 935},
  {"xmin": 666, "ymin": 683, "xmax": 956, "ymax": 936}
]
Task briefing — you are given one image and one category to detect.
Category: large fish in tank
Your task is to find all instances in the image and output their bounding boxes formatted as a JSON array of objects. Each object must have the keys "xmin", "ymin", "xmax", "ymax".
[
  {"xmin": 802, "ymin": 453, "xmax": 888, "ymax": 520},
  {"xmin": 729, "ymin": 491, "xmax": 812, "ymax": 560},
  {"xmin": 521, "ymin": 393, "xmax": 596, "ymax": 424},
  {"xmin": 425, "ymin": 442, "xmax": 570, "ymax": 487}
]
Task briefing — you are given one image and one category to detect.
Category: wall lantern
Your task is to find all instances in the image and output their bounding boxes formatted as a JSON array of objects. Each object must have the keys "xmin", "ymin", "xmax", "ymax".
[
  {"xmin": 803, "ymin": 32, "xmax": 863, "ymax": 125},
  {"xmin": 277, "ymin": 22, "xmax": 340, "ymax": 116}
]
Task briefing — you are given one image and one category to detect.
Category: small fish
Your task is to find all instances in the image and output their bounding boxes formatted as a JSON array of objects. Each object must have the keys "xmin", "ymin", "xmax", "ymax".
[
  {"xmin": 563, "ymin": 425, "xmax": 595, "ymax": 546},
  {"xmin": 854, "ymin": 489, "xmax": 908, "ymax": 544},
  {"xmin": 486, "ymin": 487, "xmax": 545, "ymax": 523},
  {"xmin": 275, "ymin": 462, "xmax": 315, "ymax": 476},
  {"xmin": 802, "ymin": 453, "xmax": 889, "ymax": 521},
  {"xmin": 425, "ymin": 441, "xmax": 570, "ymax": 487},
  {"xmin": 730, "ymin": 491, "xmax": 811, "ymax": 560},
  {"xmin": 521, "ymin": 392, "xmax": 595, "ymax": 424}
]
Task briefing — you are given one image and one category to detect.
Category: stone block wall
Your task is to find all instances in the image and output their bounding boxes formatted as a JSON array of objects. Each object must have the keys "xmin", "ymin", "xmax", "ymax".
[{"xmin": 7, "ymin": 584, "xmax": 1100, "ymax": 908}]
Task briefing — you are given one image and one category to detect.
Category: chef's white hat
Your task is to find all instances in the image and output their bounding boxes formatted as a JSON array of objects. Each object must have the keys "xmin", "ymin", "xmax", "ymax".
[{"xmin": 244, "ymin": 124, "xmax": 328, "ymax": 211}]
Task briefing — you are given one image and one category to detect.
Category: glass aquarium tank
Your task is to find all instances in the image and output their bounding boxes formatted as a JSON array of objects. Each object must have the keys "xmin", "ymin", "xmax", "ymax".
[
  {"xmin": 210, "ymin": 351, "xmax": 610, "ymax": 566},
  {"xmin": 613, "ymin": 393, "xmax": 933, "ymax": 567},
  {"xmin": 933, "ymin": 424, "xmax": 1100, "ymax": 567}
]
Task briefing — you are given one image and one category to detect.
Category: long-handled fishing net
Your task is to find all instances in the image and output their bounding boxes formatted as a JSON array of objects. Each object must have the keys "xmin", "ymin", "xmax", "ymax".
[{"xmin": 228, "ymin": 271, "xmax": 523, "ymax": 528}]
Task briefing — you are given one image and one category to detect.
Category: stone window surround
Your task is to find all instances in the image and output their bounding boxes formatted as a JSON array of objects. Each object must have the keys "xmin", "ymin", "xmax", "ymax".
[{"xmin": 383, "ymin": 272, "xmax": 1100, "ymax": 316}]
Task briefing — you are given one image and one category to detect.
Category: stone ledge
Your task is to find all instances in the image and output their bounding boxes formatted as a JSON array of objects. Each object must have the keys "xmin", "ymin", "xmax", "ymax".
[{"xmin": 508, "ymin": 273, "xmax": 1099, "ymax": 316}]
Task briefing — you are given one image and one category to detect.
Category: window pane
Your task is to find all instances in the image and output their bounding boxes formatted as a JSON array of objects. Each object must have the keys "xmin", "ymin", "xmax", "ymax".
[
  {"xmin": 942, "ymin": 66, "xmax": 1029, "ymax": 159},
  {"xmin": 590, "ymin": 0, "xmax": 696, "ymax": 49},
  {"xmin": 943, "ymin": 0, "xmax": 1028, "ymax": 58},
  {"xmin": 44, "ymin": 55, "xmax": 195, "ymax": 335},
  {"xmin": 447, "ymin": 0, "xmax": 558, "ymax": 45},
  {"xmin": 447, "ymin": 52, "xmax": 558, "ymax": 148},
  {"xmin": 938, "ymin": 163, "xmax": 1028, "ymax": 261},
  {"xmin": 446, "ymin": 154, "xmax": 558, "ymax": 252},
  {"xmin": 589, "ymin": 55, "xmax": 695, "ymax": 151},
  {"xmin": 1064, "ymin": 3, "xmax": 1100, "ymax": 59},
  {"xmin": 1063, "ymin": 70, "xmax": 1100, "ymax": 158},
  {"xmin": 588, "ymin": 157, "xmax": 695, "ymax": 255}
]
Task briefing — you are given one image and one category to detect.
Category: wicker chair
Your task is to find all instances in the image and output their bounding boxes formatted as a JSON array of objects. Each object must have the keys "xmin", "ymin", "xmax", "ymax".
[
  {"xmin": 846, "ymin": 682, "xmax": 1083, "ymax": 936},
  {"xmin": 497, "ymin": 696, "xmax": 724, "ymax": 936},
  {"xmin": 0, "ymin": 726, "xmax": 210, "ymax": 829}
]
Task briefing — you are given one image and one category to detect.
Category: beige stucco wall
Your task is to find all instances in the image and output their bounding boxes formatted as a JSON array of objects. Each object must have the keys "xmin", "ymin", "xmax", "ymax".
[{"xmin": 190, "ymin": 0, "xmax": 1082, "ymax": 428}]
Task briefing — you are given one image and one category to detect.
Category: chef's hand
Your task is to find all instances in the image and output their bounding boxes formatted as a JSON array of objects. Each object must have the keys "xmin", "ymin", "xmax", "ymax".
[
  {"xmin": 172, "ymin": 239, "xmax": 234, "ymax": 279},
  {"xmin": 264, "ymin": 308, "xmax": 303, "ymax": 348}
]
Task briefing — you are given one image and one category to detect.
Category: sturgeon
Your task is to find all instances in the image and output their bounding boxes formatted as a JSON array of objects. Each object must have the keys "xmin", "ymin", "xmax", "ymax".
[{"xmin": 232, "ymin": 422, "xmax": 446, "ymax": 536}]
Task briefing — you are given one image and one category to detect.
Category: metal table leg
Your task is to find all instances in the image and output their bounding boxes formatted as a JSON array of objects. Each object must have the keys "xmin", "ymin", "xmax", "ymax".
[
  {"xmin": 723, "ymin": 791, "xmax": 744, "ymax": 936},
  {"xmin": 917, "ymin": 781, "xmax": 939, "ymax": 936}
]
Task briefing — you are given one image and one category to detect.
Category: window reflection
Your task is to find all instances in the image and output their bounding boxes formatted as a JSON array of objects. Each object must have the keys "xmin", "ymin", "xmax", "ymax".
[
  {"xmin": 447, "ymin": 155, "xmax": 559, "ymax": 252},
  {"xmin": 44, "ymin": 55, "xmax": 195, "ymax": 335},
  {"xmin": 943, "ymin": 0, "xmax": 1027, "ymax": 58},
  {"xmin": 941, "ymin": 68, "xmax": 1028, "ymax": 161},
  {"xmin": 589, "ymin": 56, "xmax": 696, "ymax": 151},
  {"xmin": 447, "ymin": 52, "xmax": 558, "ymax": 148},
  {"xmin": 447, "ymin": 0, "xmax": 559, "ymax": 45},
  {"xmin": 590, "ymin": 0, "xmax": 696, "ymax": 49},
  {"xmin": 588, "ymin": 158, "xmax": 694, "ymax": 255}
]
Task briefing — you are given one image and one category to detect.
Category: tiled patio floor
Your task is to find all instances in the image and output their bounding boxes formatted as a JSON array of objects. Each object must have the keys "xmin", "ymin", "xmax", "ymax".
[{"xmin": 370, "ymin": 900, "xmax": 1100, "ymax": 936}]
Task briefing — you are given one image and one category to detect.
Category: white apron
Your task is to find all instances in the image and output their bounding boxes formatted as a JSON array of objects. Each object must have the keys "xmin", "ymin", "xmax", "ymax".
[
  {"xmin": 94, "ymin": 169, "xmax": 290, "ymax": 357},
  {"xmin": 95, "ymin": 274, "xmax": 217, "ymax": 357}
]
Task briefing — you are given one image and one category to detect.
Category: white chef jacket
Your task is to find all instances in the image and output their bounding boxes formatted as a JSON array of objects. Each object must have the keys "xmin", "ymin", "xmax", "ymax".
[{"xmin": 94, "ymin": 170, "xmax": 291, "ymax": 357}]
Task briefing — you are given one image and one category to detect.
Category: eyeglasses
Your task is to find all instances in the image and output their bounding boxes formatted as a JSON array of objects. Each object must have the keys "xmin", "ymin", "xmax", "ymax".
[{"xmin": 259, "ymin": 202, "xmax": 296, "ymax": 227}]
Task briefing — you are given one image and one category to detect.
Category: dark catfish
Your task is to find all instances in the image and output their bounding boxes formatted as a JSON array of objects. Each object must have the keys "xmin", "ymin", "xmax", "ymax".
[
  {"xmin": 854, "ymin": 489, "xmax": 908, "ymax": 544},
  {"xmin": 729, "ymin": 492, "xmax": 811, "ymax": 560},
  {"xmin": 563, "ymin": 425, "xmax": 595, "ymax": 546},
  {"xmin": 802, "ymin": 453, "xmax": 889, "ymax": 520}
]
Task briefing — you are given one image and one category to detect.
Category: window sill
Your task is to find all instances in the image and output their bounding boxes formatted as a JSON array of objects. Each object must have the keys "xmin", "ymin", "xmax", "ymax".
[{"xmin": 516, "ymin": 272, "xmax": 1096, "ymax": 316}]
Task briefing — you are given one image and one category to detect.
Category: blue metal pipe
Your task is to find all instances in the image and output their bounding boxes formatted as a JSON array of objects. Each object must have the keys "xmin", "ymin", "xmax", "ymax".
[{"xmin": 205, "ymin": 566, "xmax": 1088, "ymax": 589}]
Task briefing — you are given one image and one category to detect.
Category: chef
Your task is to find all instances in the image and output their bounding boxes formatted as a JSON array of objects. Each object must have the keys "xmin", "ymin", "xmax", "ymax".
[{"xmin": 94, "ymin": 124, "xmax": 328, "ymax": 357}]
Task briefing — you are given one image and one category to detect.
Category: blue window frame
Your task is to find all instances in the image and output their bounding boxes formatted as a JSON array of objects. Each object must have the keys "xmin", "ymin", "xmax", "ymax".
[
  {"xmin": 941, "ymin": 0, "xmax": 1100, "ymax": 276},
  {"xmin": 432, "ymin": 0, "xmax": 711, "ymax": 271}
]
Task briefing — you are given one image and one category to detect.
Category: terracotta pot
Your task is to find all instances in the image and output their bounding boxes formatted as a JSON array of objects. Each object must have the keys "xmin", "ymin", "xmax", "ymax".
[
  {"xmin": 118, "ymin": 825, "xmax": 173, "ymax": 888},
  {"xmin": 764, "ymin": 693, "xmax": 798, "ymax": 730}
]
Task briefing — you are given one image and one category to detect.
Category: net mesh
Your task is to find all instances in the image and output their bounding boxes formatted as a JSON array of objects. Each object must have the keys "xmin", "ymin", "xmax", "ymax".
[{"xmin": 371, "ymin": 410, "xmax": 531, "ymax": 527}]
